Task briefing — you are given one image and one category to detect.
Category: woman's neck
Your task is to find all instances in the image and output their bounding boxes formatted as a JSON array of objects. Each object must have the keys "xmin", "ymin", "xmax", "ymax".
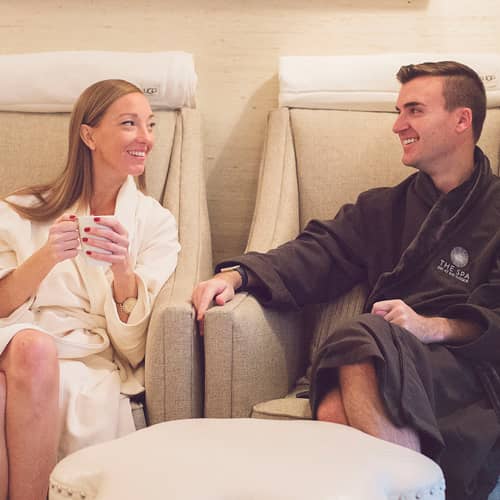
[
  {"xmin": 89, "ymin": 170, "xmax": 128, "ymax": 215},
  {"xmin": 89, "ymin": 185, "xmax": 120, "ymax": 215}
]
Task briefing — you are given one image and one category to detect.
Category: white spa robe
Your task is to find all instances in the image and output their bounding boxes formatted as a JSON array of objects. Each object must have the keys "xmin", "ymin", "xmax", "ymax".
[{"xmin": 0, "ymin": 176, "xmax": 180, "ymax": 459}]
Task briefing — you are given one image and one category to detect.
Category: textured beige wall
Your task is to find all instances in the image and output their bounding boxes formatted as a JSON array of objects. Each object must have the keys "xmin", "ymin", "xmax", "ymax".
[{"xmin": 2, "ymin": 0, "xmax": 500, "ymax": 263}]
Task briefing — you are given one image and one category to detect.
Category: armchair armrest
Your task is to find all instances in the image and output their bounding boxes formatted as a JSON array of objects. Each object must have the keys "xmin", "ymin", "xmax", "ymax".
[
  {"xmin": 146, "ymin": 282, "xmax": 203, "ymax": 424},
  {"xmin": 146, "ymin": 214, "xmax": 212, "ymax": 423},
  {"xmin": 146, "ymin": 107, "xmax": 212, "ymax": 423},
  {"xmin": 204, "ymin": 293, "xmax": 307, "ymax": 418}
]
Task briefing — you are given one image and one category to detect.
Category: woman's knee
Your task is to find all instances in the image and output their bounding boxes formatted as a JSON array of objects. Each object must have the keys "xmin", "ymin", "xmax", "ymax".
[{"xmin": 3, "ymin": 330, "xmax": 58, "ymax": 384}]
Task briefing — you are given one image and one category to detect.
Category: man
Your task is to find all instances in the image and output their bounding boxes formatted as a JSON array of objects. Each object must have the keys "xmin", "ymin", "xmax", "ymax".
[{"xmin": 192, "ymin": 61, "xmax": 500, "ymax": 499}]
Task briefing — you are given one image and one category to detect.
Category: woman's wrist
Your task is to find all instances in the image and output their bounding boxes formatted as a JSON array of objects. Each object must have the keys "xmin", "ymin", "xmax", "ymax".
[{"xmin": 112, "ymin": 271, "xmax": 138, "ymax": 304}]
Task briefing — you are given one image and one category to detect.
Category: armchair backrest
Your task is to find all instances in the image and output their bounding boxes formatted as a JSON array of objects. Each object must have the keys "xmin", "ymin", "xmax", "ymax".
[
  {"xmin": 0, "ymin": 107, "xmax": 211, "ymax": 271},
  {"xmin": 1, "ymin": 109, "xmax": 186, "ymax": 211},
  {"xmin": 247, "ymin": 106, "xmax": 500, "ymax": 370},
  {"xmin": 296, "ymin": 108, "xmax": 500, "ymax": 231}
]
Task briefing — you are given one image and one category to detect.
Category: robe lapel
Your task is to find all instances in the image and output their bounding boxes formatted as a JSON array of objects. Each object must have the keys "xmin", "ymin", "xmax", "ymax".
[
  {"xmin": 74, "ymin": 176, "xmax": 139, "ymax": 314},
  {"xmin": 366, "ymin": 148, "xmax": 491, "ymax": 307},
  {"xmin": 113, "ymin": 176, "xmax": 139, "ymax": 268}
]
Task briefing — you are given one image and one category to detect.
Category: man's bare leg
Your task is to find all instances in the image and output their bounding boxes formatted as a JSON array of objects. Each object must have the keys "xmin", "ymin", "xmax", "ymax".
[
  {"xmin": 339, "ymin": 361, "xmax": 420, "ymax": 451},
  {"xmin": 316, "ymin": 388, "xmax": 348, "ymax": 425},
  {"xmin": 0, "ymin": 329, "xmax": 60, "ymax": 500},
  {"xmin": 317, "ymin": 361, "xmax": 420, "ymax": 452}
]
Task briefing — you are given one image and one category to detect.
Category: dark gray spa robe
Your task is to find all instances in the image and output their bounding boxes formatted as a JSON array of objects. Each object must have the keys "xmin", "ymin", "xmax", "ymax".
[{"xmin": 218, "ymin": 148, "xmax": 500, "ymax": 499}]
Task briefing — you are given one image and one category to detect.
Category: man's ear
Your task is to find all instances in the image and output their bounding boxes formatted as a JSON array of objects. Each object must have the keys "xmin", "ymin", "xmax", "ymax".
[
  {"xmin": 80, "ymin": 124, "xmax": 96, "ymax": 150},
  {"xmin": 456, "ymin": 107, "xmax": 473, "ymax": 134}
]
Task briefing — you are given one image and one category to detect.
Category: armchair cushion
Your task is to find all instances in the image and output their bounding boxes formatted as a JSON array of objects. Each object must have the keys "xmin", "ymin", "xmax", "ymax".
[{"xmin": 252, "ymin": 395, "xmax": 312, "ymax": 420}]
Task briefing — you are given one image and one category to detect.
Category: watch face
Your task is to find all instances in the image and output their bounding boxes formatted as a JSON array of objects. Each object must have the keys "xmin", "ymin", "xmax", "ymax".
[{"xmin": 122, "ymin": 297, "xmax": 137, "ymax": 314}]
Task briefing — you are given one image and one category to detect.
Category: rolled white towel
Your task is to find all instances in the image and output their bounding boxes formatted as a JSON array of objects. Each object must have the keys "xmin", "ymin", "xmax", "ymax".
[
  {"xmin": 0, "ymin": 51, "xmax": 197, "ymax": 112},
  {"xmin": 279, "ymin": 53, "xmax": 500, "ymax": 111}
]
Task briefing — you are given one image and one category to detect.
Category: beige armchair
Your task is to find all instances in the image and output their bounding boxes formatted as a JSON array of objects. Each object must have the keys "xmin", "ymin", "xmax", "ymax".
[
  {"xmin": 0, "ymin": 107, "xmax": 211, "ymax": 424},
  {"xmin": 203, "ymin": 106, "xmax": 500, "ymax": 419}
]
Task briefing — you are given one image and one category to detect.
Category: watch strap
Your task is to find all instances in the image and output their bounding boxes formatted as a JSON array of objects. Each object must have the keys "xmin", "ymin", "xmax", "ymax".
[{"xmin": 115, "ymin": 297, "xmax": 137, "ymax": 315}]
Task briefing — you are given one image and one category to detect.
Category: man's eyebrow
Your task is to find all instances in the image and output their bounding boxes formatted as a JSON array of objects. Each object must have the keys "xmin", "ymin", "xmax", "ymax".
[{"xmin": 395, "ymin": 101, "xmax": 424, "ymax": 112}]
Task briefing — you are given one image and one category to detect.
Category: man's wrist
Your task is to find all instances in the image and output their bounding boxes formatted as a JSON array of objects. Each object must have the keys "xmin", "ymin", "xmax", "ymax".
[{"xmin": 217, "ymin": 264, "xmax": 248, "ymax": 292}]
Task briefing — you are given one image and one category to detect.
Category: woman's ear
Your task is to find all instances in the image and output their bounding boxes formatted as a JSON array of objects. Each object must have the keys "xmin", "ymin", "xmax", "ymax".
[{"xmin": 80, "ymin": 124, "xmax": 96, "ymax": 150}]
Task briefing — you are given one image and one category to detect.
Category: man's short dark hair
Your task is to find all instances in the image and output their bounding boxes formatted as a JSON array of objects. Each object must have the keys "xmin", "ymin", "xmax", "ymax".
[{"xmin": 396, "ymin": 61, "xmax": 486, "ymax": 143}]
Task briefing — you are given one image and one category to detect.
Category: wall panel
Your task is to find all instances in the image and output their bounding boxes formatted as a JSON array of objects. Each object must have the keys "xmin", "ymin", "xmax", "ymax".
[{"xmin": 1, "ymin": 0, "xmax": 499, "ymax": 262}]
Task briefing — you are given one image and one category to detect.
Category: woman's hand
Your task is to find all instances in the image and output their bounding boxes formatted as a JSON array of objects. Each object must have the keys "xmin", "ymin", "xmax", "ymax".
[
  {"xmin": 79, "ymin": 216, "xmax": 132, "ymax": 276},
  {"xmin": 0, "ymin": 213, "xmax": 79, "ymax": 317},
  {"xmin": 43, "ymin": 214, "xmax": 80, "ymax": 265},
  {"xmin": 80, "ymin": 217, "xmax": 138, "ymax": 315}
]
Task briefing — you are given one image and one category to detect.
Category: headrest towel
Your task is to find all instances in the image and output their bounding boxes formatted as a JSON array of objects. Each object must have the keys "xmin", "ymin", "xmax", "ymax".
[
  {"xmin": 279, "ymin": 53, "xmax": 500, "ymax": 111},
  {"xmin": 0, "ymin": 51, "xmax": 197, "ymax": 112}
]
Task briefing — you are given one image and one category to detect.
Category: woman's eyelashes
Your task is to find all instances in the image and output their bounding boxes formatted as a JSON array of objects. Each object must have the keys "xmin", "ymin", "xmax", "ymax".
[{"xmin": 120, "ymin": 120, "xmax": 155, "ymax": 130}]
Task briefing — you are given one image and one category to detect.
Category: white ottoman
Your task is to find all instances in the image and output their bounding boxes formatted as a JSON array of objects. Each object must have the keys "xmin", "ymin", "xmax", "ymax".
[{"xmin": 49, "ymin": 418, "xmax": 445, "ymax": 500}]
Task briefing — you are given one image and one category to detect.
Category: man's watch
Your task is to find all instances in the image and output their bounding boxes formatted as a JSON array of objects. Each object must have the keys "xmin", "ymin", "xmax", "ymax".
[
  {"xmin": 218, "ymin": 264, "xmax": 248, "ymax": 291},
  {"xmin": 116, "ymin": 297, "xmax": 137, "ymax": 315}
]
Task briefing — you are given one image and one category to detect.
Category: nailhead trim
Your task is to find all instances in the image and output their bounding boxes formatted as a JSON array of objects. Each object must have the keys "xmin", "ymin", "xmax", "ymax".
[
  {"xmin": 395, "ymin": 478, "xmax": 445, "ymax": 499},
  {"xmin": 49, "ymin": 479, "xmax": 89, "ymax": 499},
  {"xmin": 49, "ymin": 469, "xmax": 445, "ymax": 500}
]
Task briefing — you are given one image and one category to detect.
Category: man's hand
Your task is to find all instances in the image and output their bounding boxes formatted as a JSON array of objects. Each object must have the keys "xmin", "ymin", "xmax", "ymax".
[
  {"xmin": 191, "ymin": 271, "xmax": 243, "ymax": 332},
  {"xmin": 371, "ymin": 299, "xmax": 482, "ymax": 344},
  {"xmin": 371, "ymin": 299, "xmax": 444, "ymax": 344}
]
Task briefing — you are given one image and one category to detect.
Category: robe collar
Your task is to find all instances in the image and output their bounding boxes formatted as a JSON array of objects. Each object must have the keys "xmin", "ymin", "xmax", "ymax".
[
  {"xmin": 366, "ymin": 147, "xmax": 492, "ymax": 308},
  {"xmin": 74, "ymin": 176, "xmax": 140, "ymax": 314}
]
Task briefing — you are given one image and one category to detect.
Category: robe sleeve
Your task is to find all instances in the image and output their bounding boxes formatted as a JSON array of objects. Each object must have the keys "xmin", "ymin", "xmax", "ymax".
[
  {"xmin": 103, "ymin": 202, "xmax": 180, "ymax": 368},
  {"xmin": 0, "ymin": 215, "xmax": 18, "ymax": 280},
  {"xmin": 0, "ymin": 200, "xmax": 36, "ymax": 322},
  {"xmin": 442, "ymin": 253, "xmax": 500, "ymax": 363},
  {"xmin": 220, "ymin": 202, "xmax": 369, "ymax": 310}
]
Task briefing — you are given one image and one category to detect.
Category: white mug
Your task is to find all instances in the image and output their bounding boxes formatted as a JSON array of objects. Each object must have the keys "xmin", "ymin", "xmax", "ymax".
[{"xmin": 77, "ymin": 215, "xmax": 116, "ymax": 267}]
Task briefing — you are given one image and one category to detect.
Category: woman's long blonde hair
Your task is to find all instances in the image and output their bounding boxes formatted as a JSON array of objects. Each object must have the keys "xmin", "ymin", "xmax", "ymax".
[{"xmin": 4, "ymin": 79, "xmax": 147, "ymax": 221}]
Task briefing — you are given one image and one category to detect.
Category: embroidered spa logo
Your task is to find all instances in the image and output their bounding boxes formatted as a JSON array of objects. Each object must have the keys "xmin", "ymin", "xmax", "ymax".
[{"xmin": 437, "ymin": 247, "xmax": 470, "ymax": 283}]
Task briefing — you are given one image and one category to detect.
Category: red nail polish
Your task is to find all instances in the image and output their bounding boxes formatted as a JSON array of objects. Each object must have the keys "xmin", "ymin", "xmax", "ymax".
[
  {"xmin": 94, "ymin": 217, "xmax": 100, "ymax": 222},
  {"xmin": 84, "ymin": 227, "xmax": 90, "ymax": 232},
  {"xmin": 82, "ymin": 237, "xmax": 88, "ymax": 242},
  {"xmin": 69, "ymin": 214, "xmax": 76, "ymax": 220},
  {"xmin": 86, "ymin": 250, "xmax": 92, "ymax": 255}
]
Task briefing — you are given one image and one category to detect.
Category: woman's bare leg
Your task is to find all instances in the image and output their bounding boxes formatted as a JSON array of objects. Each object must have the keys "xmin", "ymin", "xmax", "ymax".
[
  {"xmin": 0, "ymin": 372, "xmax": 8, "ymax": 500},
  {"xmin": 0, "ymin": 329, "xmax": 59, "ymax": 500}
]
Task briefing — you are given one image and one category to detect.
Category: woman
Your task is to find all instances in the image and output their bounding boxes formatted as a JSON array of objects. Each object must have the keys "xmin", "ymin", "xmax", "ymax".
[{"xmin": 0, "ymin": 79, "xmax": 180, "ymax": 499}]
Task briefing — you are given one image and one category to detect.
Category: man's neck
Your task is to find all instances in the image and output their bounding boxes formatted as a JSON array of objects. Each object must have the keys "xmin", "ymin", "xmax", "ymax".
[{"xmin": 428, "ymin": 147, "xmax": 476, "ymax": 194}]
